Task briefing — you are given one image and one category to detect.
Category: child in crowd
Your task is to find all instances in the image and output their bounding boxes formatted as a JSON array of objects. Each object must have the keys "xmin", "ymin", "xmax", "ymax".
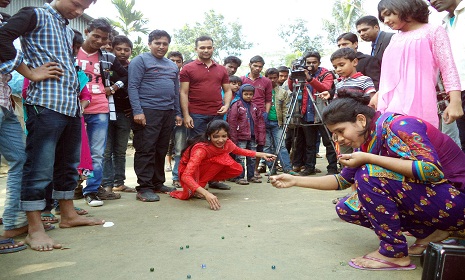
[
  {"xmin": 372, "ymin": 0, "xmax": 463, "ymax": 128},
  {"xmin": 101, "ymin": 35, "xmax": 136, "ymax": 193},
  {"xmin": 170, "ymin": 120, "xmax": 275, "ymax": 210},
  {"xmin": 271, "ymin": 95, "xmax": 465, "ymax": 271},
  {"xmin": 229, "ymin": 75, "xmax": 242, "ymax": 97},
  {"xmin": 227, "ymin": 84, "xmax": 266, "ymax": 184},
  {"xmin": 263, "ymin": 68, "xmax": 296, "ymax": 176},
  {"xmin": 321, "ymin": 48, "xmax": 376, "ymax": 100}
]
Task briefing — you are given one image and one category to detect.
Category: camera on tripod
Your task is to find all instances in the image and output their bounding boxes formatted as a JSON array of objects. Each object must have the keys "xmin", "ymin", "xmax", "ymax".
[{"xmin": 290, "ymin": 57, "xmax": 314, "ymax": 83}]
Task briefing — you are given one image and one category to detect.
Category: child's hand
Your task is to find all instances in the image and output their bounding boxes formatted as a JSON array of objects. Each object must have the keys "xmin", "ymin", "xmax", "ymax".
[
  {"xmin": 319, "ymin": 91, "xmax": 330, "ymax": 100},
  {"xmin": 256, "ymin": 152, "xmax": 276, "ymax": 161}
]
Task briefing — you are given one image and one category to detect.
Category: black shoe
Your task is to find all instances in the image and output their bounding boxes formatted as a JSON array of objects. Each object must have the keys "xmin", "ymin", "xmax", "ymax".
[
  {"xmin": 209, "ymin": 181, "xmax": 231, "ymax": 190},
  {"xmin": 299, "ymin": 168, "xmax": 316, "ymax": 176},
  {"xmin": 97, "ymin": 186, "xmax": 121, "ymax": 200},
  {"xmin": 136, "ymin": 188, "xmax": 160, "ymax": 202},
  {"xmin": 326, "ymin": 170, "xmax": 339, "ymax": 175},
  {"xmin": 154, "ymin": 185, "xmax": 176, "ymax": 193}
]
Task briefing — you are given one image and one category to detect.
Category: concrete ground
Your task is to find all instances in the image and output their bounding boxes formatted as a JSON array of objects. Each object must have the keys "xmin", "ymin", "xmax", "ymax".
[{"xmin": 0, "ymin": 148, "xmax": 423, "ymax": 280}]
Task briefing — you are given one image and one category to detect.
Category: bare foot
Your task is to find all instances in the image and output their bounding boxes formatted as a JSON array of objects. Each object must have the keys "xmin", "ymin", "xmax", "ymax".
[
  {"xmin": 408, "ymin": 229, "xmax": 450, "ymax": 256},
  {"xmin": 25, "ymin": 231, "xmax": 62, "ymax": 251},
  {"xmin": 2, "ymin": 225, "xmax": 28, "ymax": 238},
  {"xmin": 59, "ymin": 215, "xmax": 104, "ymax": 228},
  {"xmin": 351, "ymin": 250, "xmax": 411, "ymax": 269}
]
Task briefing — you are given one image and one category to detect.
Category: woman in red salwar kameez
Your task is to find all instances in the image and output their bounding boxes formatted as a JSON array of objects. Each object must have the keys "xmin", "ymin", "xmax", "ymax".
[{"xmin": 170, "ymin": 120, "xmax": 276, "ymax": 210}]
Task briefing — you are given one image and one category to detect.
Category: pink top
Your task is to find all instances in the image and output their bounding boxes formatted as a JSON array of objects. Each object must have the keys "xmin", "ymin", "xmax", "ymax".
[{"xmin": 378, "ymin": 24, "xmax": 461, "ymax": 128}]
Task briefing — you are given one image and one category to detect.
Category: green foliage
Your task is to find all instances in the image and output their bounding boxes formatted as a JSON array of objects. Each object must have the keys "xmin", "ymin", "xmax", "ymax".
[
  {"xmin": 171, "ymin": 10, "xmax": 252, "ymax": 62},
  {"xmin": 278, "ymin": 19, "xmax": 323, "ymax": 54},
  {"xmin": 322, "ymin": 0, "xmax": 365, "ymax": 44},
  {"xmin": 107, "ymin": 0, "xmax": 149, "ymax": 58}
]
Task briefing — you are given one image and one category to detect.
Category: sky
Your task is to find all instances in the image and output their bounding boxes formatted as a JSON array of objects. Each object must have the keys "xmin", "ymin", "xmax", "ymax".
[{"xmin": 85, "ymin": 0, "xmax": 444, "ymax": 71}]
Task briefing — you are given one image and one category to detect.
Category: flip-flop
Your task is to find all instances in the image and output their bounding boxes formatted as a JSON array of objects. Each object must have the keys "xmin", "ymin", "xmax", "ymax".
[
  {"xmin": 348, "ymin": 255, "xmax": 416, "ymax": 271},
  {"xmin": 41, "ymin": 213, "xmax": 59, "ymax": 224},
  {"xmin": 0, "ymin": 238, "xmax": 27, "ymax": 254},
  {"xmin": 55, "ymin": 206, "xmax": 88, "ymax": 216},
  {"xmin": 408, "ymin": 243, "xmax": 428, "ymax": 257},
  {"xmin": 112, "ymin": 185, "xmax": 136, "ymax": 193},
  {"xmin": 43, "ymin": 222, "xmax": 56, "ymax": 232}
]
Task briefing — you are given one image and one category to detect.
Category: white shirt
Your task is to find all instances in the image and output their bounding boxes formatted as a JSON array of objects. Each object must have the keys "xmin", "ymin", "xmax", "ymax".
[{"xmin": 443, "ymin": 1, "xmax": 465, "ymax": 90}]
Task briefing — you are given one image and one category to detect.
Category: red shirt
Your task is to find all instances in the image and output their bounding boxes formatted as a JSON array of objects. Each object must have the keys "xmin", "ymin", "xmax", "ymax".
[
  {"xmin": 241, "ymin": 74, "xmax": 273, "ymax": 111},
  {"xmin": 180, "ymin": 59, "xmax": 229, "ymax": 115}
]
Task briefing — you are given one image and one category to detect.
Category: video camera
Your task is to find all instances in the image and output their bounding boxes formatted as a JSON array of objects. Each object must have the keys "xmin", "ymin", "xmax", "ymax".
[{"xmin": 290, "ymin": 57, "xmax": 314, "ymax": 82}]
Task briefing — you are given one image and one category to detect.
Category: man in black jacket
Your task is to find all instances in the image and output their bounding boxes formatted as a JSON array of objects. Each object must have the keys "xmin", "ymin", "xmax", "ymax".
[{"xmin": 355, "ymin": 15, "xmax": 394, "ymax": 65}]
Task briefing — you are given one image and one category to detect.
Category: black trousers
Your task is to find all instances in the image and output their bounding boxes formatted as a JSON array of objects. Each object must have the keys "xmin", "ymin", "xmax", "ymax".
[
  {"xmin": 301, "ymin": 120, "xmax": 338, "ymax": 172},
  {"xmin": 132, "ymin": 109, "xmax": 175, "ymax": 190}
]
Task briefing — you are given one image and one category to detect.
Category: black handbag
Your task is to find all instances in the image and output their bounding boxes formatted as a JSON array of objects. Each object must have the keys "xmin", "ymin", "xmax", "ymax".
[{"xmin": 421, "ymin": 242, "xmax": 465, "ymax": 280}]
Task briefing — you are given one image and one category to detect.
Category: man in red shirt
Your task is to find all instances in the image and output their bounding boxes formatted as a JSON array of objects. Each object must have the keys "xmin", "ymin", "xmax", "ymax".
[{"xmin": 180, "ymin": 35, "xmax": 232, "ymax": 190}]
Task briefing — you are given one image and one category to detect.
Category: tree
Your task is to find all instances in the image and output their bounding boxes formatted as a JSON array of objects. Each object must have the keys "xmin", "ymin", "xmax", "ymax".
[
  {"xmin": 278, "ymin": 18, "xmax": 325, "ymax": 66},
  {"xmin": 171, "ymin": 10, "xmax": 252, "ymax": 62},
  {"xmin": 322, "ymin": 0, "xmax": 365, "ymax": 44},
  {"xmin": 107, "ymin": 0, "xmax": 150, "ymax": 58}
]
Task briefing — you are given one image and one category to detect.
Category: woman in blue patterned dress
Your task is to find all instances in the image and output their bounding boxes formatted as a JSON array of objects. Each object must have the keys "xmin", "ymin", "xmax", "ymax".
[{"xmin": 270, "ymin": 95, "xmax": 465, "ymax": 271}]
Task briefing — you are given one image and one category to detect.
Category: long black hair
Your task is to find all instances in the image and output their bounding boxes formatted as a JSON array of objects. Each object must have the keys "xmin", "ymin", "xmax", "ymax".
[
  {"xmin": 181, "ymin": 120, "xmax": 230, "ymax": 158},
  {"xmin": 378, "ymin": 0, "xmax": 430, "ymax": 24},
  {"xmin": 322, "ymin": 94, "xmax": 376, "ymax": 137}
]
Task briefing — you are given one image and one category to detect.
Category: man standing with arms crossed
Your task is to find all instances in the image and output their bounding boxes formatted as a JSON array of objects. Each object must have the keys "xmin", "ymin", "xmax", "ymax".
[{"xmin": 180, "ymin": 36, "xmax": 232, "ymax": 190}]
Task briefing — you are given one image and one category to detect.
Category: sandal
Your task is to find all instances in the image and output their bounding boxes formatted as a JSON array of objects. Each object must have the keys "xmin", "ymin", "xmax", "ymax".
[
  {"xmin": 112, "ymin": 185, "xmax": 136, "ymax": 193},
  {"xmin": 41, "ymin": 212, "xmax": 59, "ymax": 224},
  {"xmin": 172, "ymin": 180, "xmax": 181, "ymax": 188},
  {"xmin": 236, "ymin": 179, "xmax": 249, "ymax": 185},
  {"xmin": 0, "ymin": 237, "xmax": 27, "ymax": 254},
  {"xmin": 248, "ymin": 177, "xmax": 262, "ymax": 183},
  {"xmin": 43, "ymin": 222, "xmax": 56, "ymax": 232},
  {"xmin": 55, "ymin": 207, "xmax": 88, "ymax": 216},
  {"xmin": 253, "ymin": 172, "xmax": 263, "ymax": 179}
]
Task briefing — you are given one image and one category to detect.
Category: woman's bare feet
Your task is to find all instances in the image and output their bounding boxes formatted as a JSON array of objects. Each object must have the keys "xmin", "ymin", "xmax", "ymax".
[
  {"xmin": 25, "ymin": 230, "xmax": 62, "ymax": 251},
  {"xmin": 408, "ymin": 229, "xmax": 450, "ymax": 256},
  {"xmin": 2, "ymin": 225, "xmax": 28, "ymax": 238},
  {"xmin": 351, "ymin": 250, "xmax": 411, "ymax": 269}
]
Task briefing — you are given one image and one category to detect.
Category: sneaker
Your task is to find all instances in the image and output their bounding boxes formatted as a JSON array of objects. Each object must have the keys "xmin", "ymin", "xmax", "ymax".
[
  {"xmin": 97, "ymin": 186, "xmax": 121, "ymax": 200},
  {"xmin": 84, "ymin": 193, "xmax": 104, "ymax": 207},
  {"xmin": 154, "ymin": 185, "xmax": 176, "ymax": 193}
]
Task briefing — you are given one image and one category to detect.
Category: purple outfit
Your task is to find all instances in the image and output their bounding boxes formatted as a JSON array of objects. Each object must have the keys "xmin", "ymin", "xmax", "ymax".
[{"xmin": 335, "ymin": 112, "xmax": 465, "ymax": 258}]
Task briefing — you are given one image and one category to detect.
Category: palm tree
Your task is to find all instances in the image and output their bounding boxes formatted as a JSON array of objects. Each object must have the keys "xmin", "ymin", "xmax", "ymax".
[
  {"xmin": 107, "ymin": 0, "xmax": 149, "ymax": 57},
  {"xmin": 322, "ymin": 0, "xmax": 365, "ymax": 43}
]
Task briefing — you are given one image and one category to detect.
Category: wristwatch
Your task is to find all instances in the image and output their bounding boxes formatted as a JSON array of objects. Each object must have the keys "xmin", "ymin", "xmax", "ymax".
[{"xmin": 110, "ymin": 86, "xmax": 115, "ymax": 94}]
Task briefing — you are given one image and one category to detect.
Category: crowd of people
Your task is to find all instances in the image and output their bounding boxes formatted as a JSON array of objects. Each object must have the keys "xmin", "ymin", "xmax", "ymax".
[{"xmin": 0, "ymin": 0, "xmax": 464, "ymax": 274}]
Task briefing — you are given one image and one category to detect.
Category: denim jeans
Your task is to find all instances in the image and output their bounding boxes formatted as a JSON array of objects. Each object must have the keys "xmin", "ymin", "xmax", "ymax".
[
  {"xmin": 0, "ymin": 106, "xmax": 27, "ymax": 230},
  {"xmin": 188, "ymin": 113, "xmax": 223, "ymax": 139},
  {"xmin": 264, "ymin": 120, "xmax": 292, "ymax": 172},
  {"xmin": 236, "ymin": 139, "xmax": 256, "ymax": 180},
  {"xmin": 83, "ymin": 113, "xmax": 109, "ymax": 195},
  {"xmin": 171, "ymin": 125, "xmax": 187, "ymax": 181},
  {"xmin": 441, "ymin": 119, "xmax": 461, "ymax": 147},
  {"xmin": 21, "ymin": 105, "xmax": 81, "ymax": 211},
  {"xmin": 102, "ymin": 112, "xmax": 131, "ymax": 187}
]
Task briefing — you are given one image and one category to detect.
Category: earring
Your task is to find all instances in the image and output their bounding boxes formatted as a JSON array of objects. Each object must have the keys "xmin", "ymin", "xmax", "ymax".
[{"xmin": 207, "ymin": 137, "xmax": 210, "ymax": 141}]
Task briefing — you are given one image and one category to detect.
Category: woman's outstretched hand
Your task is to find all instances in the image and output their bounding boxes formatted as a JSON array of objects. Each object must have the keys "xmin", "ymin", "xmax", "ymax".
[
  {"xmin": 269, "ymin": 174, "xmax": 296, "ymax": 189},
  {"xmin": 205, "ymin": 192, "xmax": 221, "ymax": 211},
  {"xmin": 256, "ymin": 152, "xmax": 277, "ymax": 162}
]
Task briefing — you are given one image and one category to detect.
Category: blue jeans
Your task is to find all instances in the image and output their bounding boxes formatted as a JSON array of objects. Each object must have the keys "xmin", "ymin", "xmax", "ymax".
[
  {"xmin": 21, "ymin": 105, "xmax": 81, "ymax": 211},
  {"xmin": 0, "ymin": 106, "xmax": 27, "ymax": 230},
  {"xmin": 188, "ymin": 113, "xmax": 223, "ymax": 139},
  {"xmin": 102, "ymin": 112, "xmax": 131, "ymax": 187},
  {"xmin": 264, "ymin": 120, "xmax": 292, "ymax": 172},
  {"xmin": 171, "ymin": 125, "xmax": 187, "ymax": 181},
  {"xmin": 83, "ymin": 113, "xmax": 109, "ymax": 195},
  {"xmin": 237, "ymin": 139, "xmax": 256, "ymax": 180}
]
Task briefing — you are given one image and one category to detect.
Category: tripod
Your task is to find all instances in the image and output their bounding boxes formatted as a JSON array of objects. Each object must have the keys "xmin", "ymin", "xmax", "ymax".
[{"xmin": 267, "ymin": 79, "xmax": 338, "ymax": 182}]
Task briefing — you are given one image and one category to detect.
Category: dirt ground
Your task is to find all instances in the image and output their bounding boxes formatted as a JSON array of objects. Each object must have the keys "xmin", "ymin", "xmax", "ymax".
[{"xmin": 0, "ymin": 151, "xmax": 424, "ymax": 280}]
